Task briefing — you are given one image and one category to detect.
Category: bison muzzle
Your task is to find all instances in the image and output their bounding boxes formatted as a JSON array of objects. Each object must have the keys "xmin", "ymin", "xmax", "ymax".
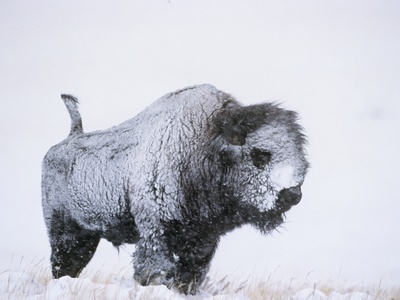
[{"xmin": 42, "ymin": 84, "xmax": 309, "ymax": 294}]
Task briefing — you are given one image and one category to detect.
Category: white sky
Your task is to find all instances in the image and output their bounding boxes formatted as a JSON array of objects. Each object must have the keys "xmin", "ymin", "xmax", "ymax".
[{"xmin": 1, "ymin": 0, "xmax": 399, "ymax": 288}]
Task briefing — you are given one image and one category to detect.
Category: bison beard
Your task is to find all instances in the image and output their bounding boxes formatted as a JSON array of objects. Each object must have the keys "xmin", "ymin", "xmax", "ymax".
[{"xmin": 42, "ymin": 84, "xmax": 309, "ymax": 294}]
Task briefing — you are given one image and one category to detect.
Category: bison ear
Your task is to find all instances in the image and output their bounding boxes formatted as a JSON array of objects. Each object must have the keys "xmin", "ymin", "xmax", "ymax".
[
  {"xmin": 212, "ymin": 102, "xmax": 269, "ymax": 146},
  {"xmin": 212, "ymin": 102, "xmax": 248, "ymax": 146},
  {"xmin": 224, "ymin": 129, "xmax": 247, "ymax": 146}
]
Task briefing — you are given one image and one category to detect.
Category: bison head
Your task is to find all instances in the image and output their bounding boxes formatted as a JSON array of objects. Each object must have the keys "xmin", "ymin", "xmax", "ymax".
[{"xmin": 212, "ymin": 98, "xmax": 309, "ymax": 232}]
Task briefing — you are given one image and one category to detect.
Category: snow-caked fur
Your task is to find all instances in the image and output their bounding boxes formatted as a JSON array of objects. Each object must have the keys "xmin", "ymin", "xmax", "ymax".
[{"xmin": 42, "ymin": 84, "xmax": 309, "ymax": 294}]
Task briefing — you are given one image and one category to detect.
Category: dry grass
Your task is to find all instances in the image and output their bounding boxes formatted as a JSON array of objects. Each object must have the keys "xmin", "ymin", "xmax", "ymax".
[
  {"xmin": 1, "ymin": 256, "xmax": 399, "ymax": 299},
  {"xmin": 200, "ymin": 271, "xmax": 400, "ymax": 300}
]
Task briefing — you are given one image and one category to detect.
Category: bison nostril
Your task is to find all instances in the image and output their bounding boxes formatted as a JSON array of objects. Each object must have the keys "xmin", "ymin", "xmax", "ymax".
[{"xmin": 278, "ymin": 185, "xmax": 302, "ymax": 207}]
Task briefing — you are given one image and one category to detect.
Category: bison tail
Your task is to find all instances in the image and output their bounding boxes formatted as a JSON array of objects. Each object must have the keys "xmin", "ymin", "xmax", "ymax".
[{"xmin": 61, "ymin": 94, "xmax": 83, "ymax": 136}]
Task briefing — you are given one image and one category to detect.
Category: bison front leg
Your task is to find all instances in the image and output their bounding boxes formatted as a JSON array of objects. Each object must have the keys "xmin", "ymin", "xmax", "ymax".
[
  {"xmin": 133, "ymin": 232, "xmax": 176, "ymax": 288},
  {"xmin": 174, "ymin": 241, "xmax": 219, "ymax": 294},
  {"xmin": 165, "ymin": 224, "xmax": 220, "ymax": 294}
]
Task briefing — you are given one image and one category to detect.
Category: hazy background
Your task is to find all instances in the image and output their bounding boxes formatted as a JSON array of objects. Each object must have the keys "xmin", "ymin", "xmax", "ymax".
[{"xmin": 1, "ymin": 0, "xmax": 399, "ymax": 288}]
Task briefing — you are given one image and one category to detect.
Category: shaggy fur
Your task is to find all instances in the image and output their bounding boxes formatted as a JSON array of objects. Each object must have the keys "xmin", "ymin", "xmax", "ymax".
[{"xmin": 42, "ymin": 84, "xmax": 309, "ymax": 294}]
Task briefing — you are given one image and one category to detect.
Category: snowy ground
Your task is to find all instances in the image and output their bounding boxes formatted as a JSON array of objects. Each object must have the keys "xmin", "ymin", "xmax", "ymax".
[
  {"xmin": 0, "ymin": 269, "xmax": 389, "ymax": 300},
  {"xmin": 1, "ymin": 258, "xmax": 397, "ymax": 300}
]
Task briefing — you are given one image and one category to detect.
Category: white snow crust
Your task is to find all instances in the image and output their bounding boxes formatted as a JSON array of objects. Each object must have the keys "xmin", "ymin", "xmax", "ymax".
[
  {"xmin": 0, "ymin": 271, "xmax": 376, "ymax": 300},
  {"xmin": 290, "ymin": 288, "xmax": 373, "ymax": 300},
  {"xmin": 270, "ymin": 163, "xmax": 297, "ymax": 190}
]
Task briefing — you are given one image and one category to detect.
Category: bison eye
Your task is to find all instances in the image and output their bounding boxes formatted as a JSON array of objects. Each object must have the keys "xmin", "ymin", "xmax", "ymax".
[{"xmin": 250, "ymin": 148, "xmax": 272, "ymax": 169}]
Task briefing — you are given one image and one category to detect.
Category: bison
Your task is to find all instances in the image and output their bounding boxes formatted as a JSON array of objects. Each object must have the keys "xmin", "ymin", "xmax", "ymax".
[{"xmin": 42, "ymin": 84, "xmax": 309, "ymax": 294}]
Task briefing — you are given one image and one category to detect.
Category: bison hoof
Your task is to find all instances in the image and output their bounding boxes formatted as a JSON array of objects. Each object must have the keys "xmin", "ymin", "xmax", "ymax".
[
  {"xmin": 175, "ymin": 281, "xmax": 200, "ymax": 295},
  {"xmin": 135, "ymin": 269, "xmax": 175, "ymax": 288}
]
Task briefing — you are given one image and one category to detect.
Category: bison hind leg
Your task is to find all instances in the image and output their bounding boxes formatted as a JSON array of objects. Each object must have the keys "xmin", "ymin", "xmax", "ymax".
[{"xmin": 48, "ymin": 211, "xmax": 100, "ymax": 278}]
